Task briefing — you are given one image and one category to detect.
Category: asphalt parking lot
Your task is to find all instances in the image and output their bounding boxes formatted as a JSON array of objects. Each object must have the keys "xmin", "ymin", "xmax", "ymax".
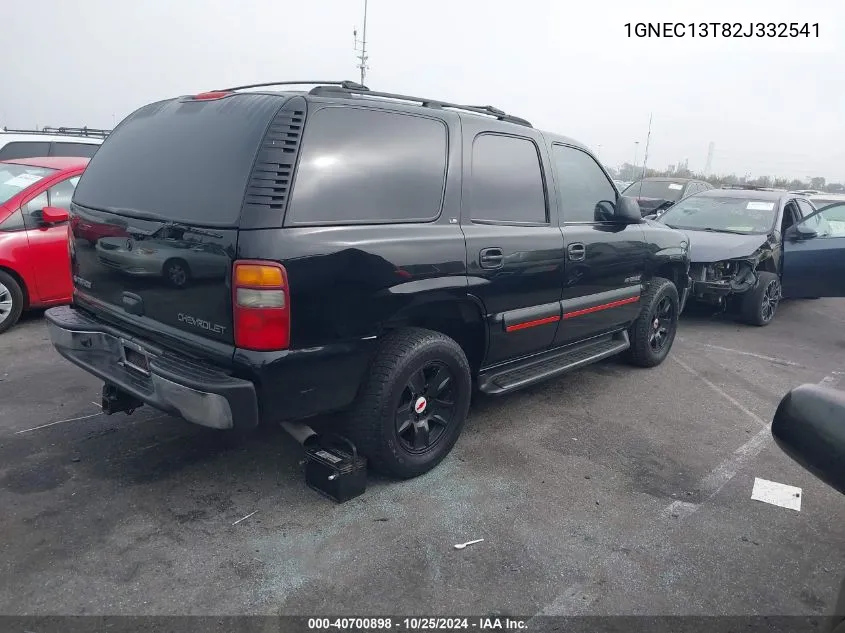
[{"xmin": 1, "ymin": 299, "xmax": 844, "ymax": 617}]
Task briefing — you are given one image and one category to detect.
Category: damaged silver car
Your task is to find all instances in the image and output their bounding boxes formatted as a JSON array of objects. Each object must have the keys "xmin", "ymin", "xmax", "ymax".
[{"xmin": 653, "ymin": 189, "xmax": 845, "ymax": 326}]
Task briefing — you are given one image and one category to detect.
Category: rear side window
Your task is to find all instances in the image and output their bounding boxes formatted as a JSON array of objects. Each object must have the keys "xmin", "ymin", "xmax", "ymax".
[
  {"xmin": 286, "ymin": 107, "xmax": 448, "ymax": 225},
  {"xmin": 469, "ymin": 134, "xmax": 547, "ymax": 223},
  {"xmin": 51, "ymin": 142, "xmax": 99, "ymax": 158},
  {"xmin": 552, "ymin": 144, "xmax": 617, "ymax": 223},
  {"xmin": 72, "ymin": 94, "xmax": 285, "ymax": 227},
  {"xmin": 0, "ymin": 141, "xmax": 51, "ymax": 160}
]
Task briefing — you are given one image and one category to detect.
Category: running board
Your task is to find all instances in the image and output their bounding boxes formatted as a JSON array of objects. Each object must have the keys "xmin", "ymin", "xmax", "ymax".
[{"xmin": 477, "ymin": 331, "xmax": 630, "ymax": 395}]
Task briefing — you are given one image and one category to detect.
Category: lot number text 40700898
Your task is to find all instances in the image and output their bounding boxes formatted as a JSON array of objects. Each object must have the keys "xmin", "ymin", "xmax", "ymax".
[
  {"xmin": 307, "ymin": 617, "xmax": 528, "ymax": 630},
  {"xmin": 624, "ymin": 22, "xmax": 819, "ymax": 38}
]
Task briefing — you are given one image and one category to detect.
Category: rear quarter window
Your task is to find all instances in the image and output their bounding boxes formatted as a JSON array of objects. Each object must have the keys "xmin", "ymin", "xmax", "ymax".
[{"xmin": 286, "ymin": 107, "xmax": 448, "ymax": 225}]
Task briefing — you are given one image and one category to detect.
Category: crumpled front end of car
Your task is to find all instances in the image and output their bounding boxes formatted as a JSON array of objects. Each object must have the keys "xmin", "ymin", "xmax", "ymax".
[{"xmin": 689, "ymin": 245, "xmax": 774, "ymax": 306}]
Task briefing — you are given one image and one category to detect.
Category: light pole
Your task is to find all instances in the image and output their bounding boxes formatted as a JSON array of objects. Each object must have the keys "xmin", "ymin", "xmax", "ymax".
[{"xmin": 633, "ymin": 141, "xmax": 639, "ymax": 171}]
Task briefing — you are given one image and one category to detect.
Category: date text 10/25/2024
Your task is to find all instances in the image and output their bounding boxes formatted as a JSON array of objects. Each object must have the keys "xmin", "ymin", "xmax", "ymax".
[
  {"xmin": 307, "ymin": 617, "xmax": 528, "ymax": 630},
  {"xmin": 624, "ymin": 22, "xmax": 819, "ymax": 38}
]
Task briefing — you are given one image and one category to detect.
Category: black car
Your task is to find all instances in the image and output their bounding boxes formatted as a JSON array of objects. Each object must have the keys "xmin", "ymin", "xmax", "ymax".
[
  {"xmin": 44, "ymin": 80, "xmax": 692, "ymax": 479},
  {"xmin": 622, "ymin": 177, "xmax": 713, "ymax": 216},
  {"xmin": 657, "ymin": 188, "xmax": 845, "ymax": 325}
]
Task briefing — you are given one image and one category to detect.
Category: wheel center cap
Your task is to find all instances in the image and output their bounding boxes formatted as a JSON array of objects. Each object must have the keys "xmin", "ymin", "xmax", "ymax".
[
  {"xmin": 414, "ymin": 396, "xmax": 428, "ymax": 414},
  {"xmin": 653, "ymin": 317, "xmax": 659, "ymax": 329}
]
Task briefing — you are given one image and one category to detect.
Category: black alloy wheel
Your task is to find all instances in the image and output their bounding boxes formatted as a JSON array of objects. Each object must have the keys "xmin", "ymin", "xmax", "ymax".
[
  {"xmin": 648, "ymin": 295, "xmax": 675, "ymax": 353},
  {"xmin": 394, "ymin": 361, "xmax": 457, "ymax": 454}
]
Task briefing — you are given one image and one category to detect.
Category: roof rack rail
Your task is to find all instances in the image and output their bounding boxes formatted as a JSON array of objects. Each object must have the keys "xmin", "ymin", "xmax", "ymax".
[
  {"xmin": 217, "ymin": 80, "xmax": 369, "ymax": 92},
  {"xmin": 215, "ymin": 80, "xmax": 532, "ymax": 127},
  {"xmin": 2, "ymin": 126, "xmax": 111, "ymax": 138},
  {"xmin": 306, "ymin": 85, "xmax": 533, "ymax": 127}
]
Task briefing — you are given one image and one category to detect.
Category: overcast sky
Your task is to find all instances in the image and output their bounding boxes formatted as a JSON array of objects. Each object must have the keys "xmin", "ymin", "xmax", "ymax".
[{"xmin": 3, "ymin": 0, "xmax": 842, "ymax": 181}]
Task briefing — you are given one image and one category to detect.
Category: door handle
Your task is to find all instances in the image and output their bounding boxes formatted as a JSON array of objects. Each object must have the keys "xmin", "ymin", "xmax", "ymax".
[
  {"xmin": 479, "ymin": 247, "xmax": 504, "ymax": 269},
  {"xmin": 568, "ymin": 243, "xmax": 586, "ymax": 262}
]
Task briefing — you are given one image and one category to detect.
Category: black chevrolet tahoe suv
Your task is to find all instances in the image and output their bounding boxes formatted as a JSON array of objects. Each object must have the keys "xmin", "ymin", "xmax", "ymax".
[{"xmin": 45, "ymin": 80, "xmax": 692, "ymax": 479}]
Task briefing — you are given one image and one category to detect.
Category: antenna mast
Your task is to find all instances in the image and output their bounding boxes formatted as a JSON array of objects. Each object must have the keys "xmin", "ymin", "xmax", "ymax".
[
  {"xmin": 353, "ymin": 0, "xmax": 369, "ymax": 86},
  {"xmin": 637, "ymin": 113, "xmax": 653, "ymax": 198}
]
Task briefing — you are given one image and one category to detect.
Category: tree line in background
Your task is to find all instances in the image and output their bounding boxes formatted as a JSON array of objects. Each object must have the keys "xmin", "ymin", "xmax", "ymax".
[{"xmin": 611, "ymin": 163, "xmax": 845, "ymax": 193}]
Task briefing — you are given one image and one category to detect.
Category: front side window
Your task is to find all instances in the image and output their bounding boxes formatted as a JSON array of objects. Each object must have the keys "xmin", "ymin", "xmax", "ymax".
[
  {"xmin": 796, "ymin": 206, "xmax": 845, "ymax": 238},
  {"xmin": 469, "ymin": 134, "xmax": 547, "ymax": 224},
  {"xmin": 659, "ymin": 196, "xmax": 778, "ymax": 234},
  {"xmin": 0, "ymin": 209, "xmax": 25, "ymax": 232},
  {"xmin": 48, "ymin": 177, "xmax": 79, "ymax": 211},
  {"xmin": 22, "ymin": 191, "xmax": 48, "ymax": 229},
  {"xmin": 287, "ymin": 107, "xmax": 448, "ymax": 225},
  {"xmin": 552, "ymin": 144, "xmax": 616, "ymax": 223}
]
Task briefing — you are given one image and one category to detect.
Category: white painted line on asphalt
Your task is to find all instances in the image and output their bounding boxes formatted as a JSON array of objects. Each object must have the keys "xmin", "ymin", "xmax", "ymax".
[
  {"xmin": 699, "ymin": 426, "xmax": 771, "ymax": 497},
  {"xmin": 751, "ymin": 477, "xmax": 802, "ymax": 511},
  {"xmin": 672, "ymin": 356, "xmax": 768, "ymax": 428},
  {"xmin": 232, "ymin": 510, "xmax": 258, "ymax": 526},
  {"xmin": 15, "ymin": 411, "xmax": 102, "ymax": 435},
  {"xmin": 676, "ymin": 340, "xmax": 805, "ymax": 368}
]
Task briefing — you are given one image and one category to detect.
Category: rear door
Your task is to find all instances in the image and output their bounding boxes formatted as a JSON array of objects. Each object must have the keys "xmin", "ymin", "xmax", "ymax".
[
  {"xmin": 459, "ymin": 125, "xmax": 565, "ymax": 366},
  {"xmin": 782, "ymin": 202, "xmax": 845, "ymax": 298},
  {"xmin": 68, "ymin": 92, "xmax": 291, "ymax": 355},
  {"xmin": 549, "ymin": 143, "xmax": 646, "ymax": 346}
]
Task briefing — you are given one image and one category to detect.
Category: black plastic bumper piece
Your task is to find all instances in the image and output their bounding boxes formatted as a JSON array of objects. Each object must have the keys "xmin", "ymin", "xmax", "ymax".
[{"xmin": 45, "ymin": 305, "xmax": 259, "ymax": 430}]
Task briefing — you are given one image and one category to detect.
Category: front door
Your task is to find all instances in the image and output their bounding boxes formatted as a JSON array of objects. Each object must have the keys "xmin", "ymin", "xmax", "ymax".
[
  {"xmin": 22, "ymin": 175, "xmax": 78, "ymax": 301},
  {"xmin": 548, "ymin": 143, "xmax": 647, "ymax": 345},
  {"xmin": 782, "ymin": 204, "xmax": 845, "ymax": 298},
  {"xmin": 460, "ymin": 128, "xmax": 565, "ymax": 366}
]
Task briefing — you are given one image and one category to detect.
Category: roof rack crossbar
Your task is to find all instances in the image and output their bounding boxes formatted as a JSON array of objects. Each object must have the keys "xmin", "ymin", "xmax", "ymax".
[
  {"xmin": 306, "ymin": 86, "xmax": 532, "ymax": 127},
  {"xmin": 217, "ymin": 80, "xmax": 369, "ymax": 92},
  {"xmin": 2, "ymin": 126, "xmax": 111, "ymax": 138}
]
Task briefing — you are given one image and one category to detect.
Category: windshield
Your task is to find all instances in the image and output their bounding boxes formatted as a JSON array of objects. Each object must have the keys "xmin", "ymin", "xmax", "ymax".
[
  {"xmin": 658, "ymin": 195, "xmax": 778, "ymax": 234},
  {"xmin": 0, "ymin": 163, "xmax": 55, "ymax": 204},
  {"xmin": 622, "ymin": 180, "xmax": 686, "ymax": 201}
]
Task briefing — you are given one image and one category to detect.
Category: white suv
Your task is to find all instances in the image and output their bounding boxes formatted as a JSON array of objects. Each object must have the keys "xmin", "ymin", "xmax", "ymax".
[{"xmin": 0, "ymin": 127, "xmax": 108, "ymax": 160}]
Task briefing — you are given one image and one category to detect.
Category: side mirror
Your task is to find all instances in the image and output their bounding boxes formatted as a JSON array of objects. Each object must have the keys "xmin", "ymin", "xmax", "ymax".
[
  {"xmin": 41, "ymin": 206, "xmax": 69, "ymax": 224},
  {"xmin": 786, "ymin": 223, "xmax": 817, "ymax": 240},
  {"xmin": 614, "ymin": 196, "xmax": 642, "ymax": 224},
  {"xmin": 772, "ymin": 383, "xmax": 845, "ymax": 496}
]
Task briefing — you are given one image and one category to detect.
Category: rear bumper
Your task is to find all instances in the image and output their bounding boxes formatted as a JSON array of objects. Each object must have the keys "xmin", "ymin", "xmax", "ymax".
[{"xmin": 45, "ymin": 305, "xmax": 259, "ymax": 430}]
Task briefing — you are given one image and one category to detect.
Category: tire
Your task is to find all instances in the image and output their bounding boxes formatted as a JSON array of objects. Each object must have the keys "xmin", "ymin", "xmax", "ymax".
[
  {"xmin": 163, "ymin": 259, "xmax": 191, "ymax": 288},
  {"xmin": 623, "ymin": 277, "xmax": 679, "ymax": 368},
  {"xmin": 346, "ymin": 327, "xmax": 472, "ymax": 479},
  {"xmin": 739, "ymin": 271, "xmax": 781, "ymax": 326},
  {"xmin": 0, "ymin": 270, "xmax": 25, "ymax": 335}
]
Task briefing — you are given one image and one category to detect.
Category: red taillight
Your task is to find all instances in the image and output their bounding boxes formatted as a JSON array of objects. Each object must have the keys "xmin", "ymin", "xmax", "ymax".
[
  {"xmin": 192, "ymin": 91, "xmax": 232, "ymax": 101},
  {"xmin": 232, "ymin": 260, "xmax": 290, "ymax": 351}
]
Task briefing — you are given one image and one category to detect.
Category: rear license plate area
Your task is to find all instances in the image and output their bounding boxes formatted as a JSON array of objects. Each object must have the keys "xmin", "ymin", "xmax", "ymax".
[{"xmin": 121, "ymin": 341, "xmax": 151, "ymax": 375}]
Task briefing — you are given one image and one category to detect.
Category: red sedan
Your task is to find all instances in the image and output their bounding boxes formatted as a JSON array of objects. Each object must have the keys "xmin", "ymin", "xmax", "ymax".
[{"xmin": 0, "ymin": 156, "xmax": 89, "ymax": 333}]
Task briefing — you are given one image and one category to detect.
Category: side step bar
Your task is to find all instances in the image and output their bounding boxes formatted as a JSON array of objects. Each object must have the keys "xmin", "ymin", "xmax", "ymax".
[{"xmin": 477, "ymin": 331, "xmax": 630, "ymax": 395}]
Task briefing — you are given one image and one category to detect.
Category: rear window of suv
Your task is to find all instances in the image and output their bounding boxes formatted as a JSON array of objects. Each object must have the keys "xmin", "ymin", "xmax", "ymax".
[
  {"xmin": 286, "ymin": 107, "xmax": 448, "ymax": 225},
  {"xmin": 72, "ymin": 95, "xmax": 285, "ymax": 227}
]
